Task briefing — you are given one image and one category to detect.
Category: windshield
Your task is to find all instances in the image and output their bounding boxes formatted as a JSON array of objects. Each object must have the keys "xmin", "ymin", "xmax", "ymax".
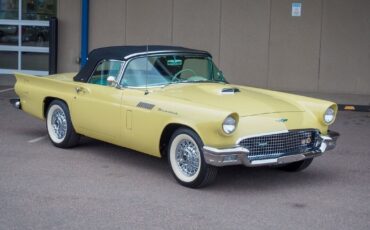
[{"xmin": 121, "ymin": 54, "xmax": 226, "ymax": 87}]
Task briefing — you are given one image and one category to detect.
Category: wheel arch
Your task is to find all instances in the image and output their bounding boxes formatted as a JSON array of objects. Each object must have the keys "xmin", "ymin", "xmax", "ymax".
[
  {"xmin": 43, "ymin": 97, "xmax": 69, "ymax": 119},
  {"xmin": 159, "ymin": 123, "xmax": 200, "ymax": 157}
]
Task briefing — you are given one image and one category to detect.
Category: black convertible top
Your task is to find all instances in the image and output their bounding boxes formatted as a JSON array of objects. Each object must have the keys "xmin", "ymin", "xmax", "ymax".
[{"xmin": 73, "ymin": 45, "xmax": 211, "ymax": 82}]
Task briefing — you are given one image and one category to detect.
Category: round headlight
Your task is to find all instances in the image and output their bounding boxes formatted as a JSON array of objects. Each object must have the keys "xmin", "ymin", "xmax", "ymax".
[
  {"xmin": 324, "ymin": 107, "xmax": 335, "ymax": 124},
  {"xmin": 222, "ymin": 116, "xmax": 237, "ymax": 134}
]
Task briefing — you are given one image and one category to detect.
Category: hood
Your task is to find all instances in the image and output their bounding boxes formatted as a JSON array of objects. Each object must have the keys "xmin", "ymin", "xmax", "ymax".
[{"xmin": 158, "ymin": 83, "xmax": 304, "ymax": 116}]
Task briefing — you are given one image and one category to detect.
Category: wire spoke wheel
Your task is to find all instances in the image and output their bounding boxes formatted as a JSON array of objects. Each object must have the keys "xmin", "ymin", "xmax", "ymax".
[
  {"xmin": 46, "ymin": 100, "xmax": 80, "ymax": 148},
  {"xmin": 175, "ymin": 138, "xmax": 200, "ymax": 178},
  {"xmin": 51, "ymin": 108, "xmax": 67, "ymax": 140},
  {"xmin": 168, "ymin": 128, "xmax": 218, "ymax": 188},
  {"xmin": 47, "ymin": 104, "xmax": 68, "ymax": 143}
]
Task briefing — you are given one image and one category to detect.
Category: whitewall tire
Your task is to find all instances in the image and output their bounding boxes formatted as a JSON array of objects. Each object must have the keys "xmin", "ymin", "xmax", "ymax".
[
  {"xmin": 168, "ymin": 128, "xmax": 218, "ymax": 188},
  {"xmin": 46, "ymin": 100, "xmax": 80, "ymax": 148}
]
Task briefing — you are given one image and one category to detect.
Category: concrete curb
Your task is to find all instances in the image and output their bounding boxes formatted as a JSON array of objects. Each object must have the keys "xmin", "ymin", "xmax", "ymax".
[{"xmin": 338, "ymin": 104, "xmax": 370, "ymax": 112}]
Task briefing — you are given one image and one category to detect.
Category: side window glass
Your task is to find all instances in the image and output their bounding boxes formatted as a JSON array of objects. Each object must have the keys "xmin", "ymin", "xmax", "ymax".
[{"xmin": 89, "ymin": 60, "xmax": 122, "ymax": 86}]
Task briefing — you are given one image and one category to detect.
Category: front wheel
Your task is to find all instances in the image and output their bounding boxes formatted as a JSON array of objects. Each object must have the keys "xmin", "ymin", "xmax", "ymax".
[
  {"xmin": 168, "ymin": 128, "xmax": 218, "ymax": 188},
  {"xmin": 46, "ymin": 100, "xmax": 80, "ymax": 148}
]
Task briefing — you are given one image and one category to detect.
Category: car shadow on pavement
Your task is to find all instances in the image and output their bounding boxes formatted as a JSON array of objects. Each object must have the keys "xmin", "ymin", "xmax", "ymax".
[
  {"xmin": 74, "ymin": 137, "xmax": 337, "ymax": 191},
  {"xmin": 76, "ymin": 136, "xmax": 170, "ymax": 174},
  {"xmin": 212, "ymin": 165, "xmax": 335, "ymax": 191},
  {"xmin": 14, "ymin": 128, "xmax": 46, "ymax": 139}
]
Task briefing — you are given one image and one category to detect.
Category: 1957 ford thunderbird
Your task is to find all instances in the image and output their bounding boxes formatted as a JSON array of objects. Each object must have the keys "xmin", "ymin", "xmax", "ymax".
[{"xmin": 11, "ymin": 46, "xmax": 339, "ymax": 188}]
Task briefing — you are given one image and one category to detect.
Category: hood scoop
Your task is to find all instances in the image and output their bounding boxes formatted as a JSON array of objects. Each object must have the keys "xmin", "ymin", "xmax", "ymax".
[{"xmin": 220, "ymin": 87, "xmax": 241, "ymax": 95}]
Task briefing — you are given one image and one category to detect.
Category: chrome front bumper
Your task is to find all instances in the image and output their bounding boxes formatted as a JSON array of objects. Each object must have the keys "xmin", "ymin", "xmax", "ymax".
[{"xmin": 203, "ymin": 130, "xmax": 339, "ymax": 167}]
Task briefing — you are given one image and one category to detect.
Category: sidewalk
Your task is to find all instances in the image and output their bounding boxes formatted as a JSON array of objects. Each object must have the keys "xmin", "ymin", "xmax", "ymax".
[{"xmin": 1, "ymin": 74, "xmax": 369, "ymax": 106}]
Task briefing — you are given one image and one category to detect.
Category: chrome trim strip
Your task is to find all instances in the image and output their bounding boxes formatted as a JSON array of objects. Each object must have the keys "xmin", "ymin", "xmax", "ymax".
[
  {"xmin": 122, "ymin": 85, "xmax": 167, "ymax": 89},
  {"xmin": 116, "ymin": 60, "xmax": 128, "ymax": 86},
  {"xmin": 203, "ymin": 146, "xmax": 249, "ymax": 154},
  {"xmin": 124, "ymin": 50, "xmax": 211, "ymax": 60},
  {"xmin": 116, "ymin": 60, "xmax": 126, "ymax": 85},
  {"xmin": 321, "ymin": 135, "xmax": 332, "ymax": 141},
  {"xmin": 250, "ymin": 158, "xmax": 277, "ymax": 165}
]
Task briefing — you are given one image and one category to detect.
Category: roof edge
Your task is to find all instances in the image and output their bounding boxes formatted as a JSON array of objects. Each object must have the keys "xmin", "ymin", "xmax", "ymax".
[{"xmin": 124, "ymin": 49, "xmax": 211, "ymax": 60}]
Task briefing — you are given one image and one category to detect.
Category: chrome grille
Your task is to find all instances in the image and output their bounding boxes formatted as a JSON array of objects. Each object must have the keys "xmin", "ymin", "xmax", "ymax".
[{"xmin": 239, "ymin": 129, "xmax": 320, "ymax": 161}]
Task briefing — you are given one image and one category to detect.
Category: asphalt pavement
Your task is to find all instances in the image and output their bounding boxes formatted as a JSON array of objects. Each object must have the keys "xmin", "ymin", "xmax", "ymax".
[{"xmin": 0, "ymin": 88, "xmax": 369, "ymax": 230}]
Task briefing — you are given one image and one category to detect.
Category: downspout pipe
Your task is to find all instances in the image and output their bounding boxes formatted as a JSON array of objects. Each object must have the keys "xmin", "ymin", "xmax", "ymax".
[{"xmin": 80, "ymin": 0, "xmax": 89, "ymax": 67}]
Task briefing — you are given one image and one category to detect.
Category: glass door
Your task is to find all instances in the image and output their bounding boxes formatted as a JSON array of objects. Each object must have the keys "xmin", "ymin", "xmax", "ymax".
[{"xmin": 0, "ymin": 0, "xmax": 56, "ymax": 75}]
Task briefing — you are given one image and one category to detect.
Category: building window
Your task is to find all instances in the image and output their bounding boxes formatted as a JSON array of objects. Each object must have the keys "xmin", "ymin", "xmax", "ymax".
[{"xmin": 0, "ymin": 0, "xmax": 56, "ymax": 75}]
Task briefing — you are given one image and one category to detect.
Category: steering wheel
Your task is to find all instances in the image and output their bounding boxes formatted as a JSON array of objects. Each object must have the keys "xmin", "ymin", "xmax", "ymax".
[{"xmin": 172, "ymin": 69, "xmax": 197, "ymax": 81}]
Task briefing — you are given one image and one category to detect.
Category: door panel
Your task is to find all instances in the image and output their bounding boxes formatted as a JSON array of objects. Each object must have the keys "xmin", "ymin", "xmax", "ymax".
[
  {"xmin": 121, "ymin": 88, "xmax": 166, "ymax": 157},
  {"xmin": 73, "ymin": 83, "xmax": 123, "ymax": 144}
]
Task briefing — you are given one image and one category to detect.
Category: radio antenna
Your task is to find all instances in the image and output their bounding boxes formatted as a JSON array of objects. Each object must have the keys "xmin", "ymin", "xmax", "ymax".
[{"xmin": 144, "ymin": 43, "xmax": 149, "ymax": 95}]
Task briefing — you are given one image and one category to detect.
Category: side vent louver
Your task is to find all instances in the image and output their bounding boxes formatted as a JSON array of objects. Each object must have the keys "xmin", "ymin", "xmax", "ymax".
[
  {"xmin": 221, "ymin": 88, "xmax": 240, "ymax": 95},
  {"xmin": 137, "ymin": 102, "xmax": 155, "ymax": 110}
]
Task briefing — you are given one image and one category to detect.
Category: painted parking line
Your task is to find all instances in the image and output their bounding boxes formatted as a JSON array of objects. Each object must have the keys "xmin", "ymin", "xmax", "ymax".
[
  {"xmin": 0, "ymin": 88, "xmax": 14, "ymax": 93},
  {"xmin": 28, "ymin": 135, "xmax": 48, "ymax": 143}
]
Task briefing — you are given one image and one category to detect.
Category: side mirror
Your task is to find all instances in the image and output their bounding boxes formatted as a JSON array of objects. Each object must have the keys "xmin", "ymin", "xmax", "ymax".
[
  {"xmin": 216, "ymin": 71, "xmax": 224, "ymax": 80},
  {"xmin": 107, "ymin": 76, "xmax": 121, "ymax": 89}
]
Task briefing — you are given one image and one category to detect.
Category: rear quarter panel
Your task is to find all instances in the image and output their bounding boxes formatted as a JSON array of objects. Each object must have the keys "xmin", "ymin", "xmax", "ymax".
[{"xmin": 14, "ymin": 72, "xmax": 78, "ymax": 120}]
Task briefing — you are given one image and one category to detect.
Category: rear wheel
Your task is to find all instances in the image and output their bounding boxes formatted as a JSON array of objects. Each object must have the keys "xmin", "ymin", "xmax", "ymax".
[
  {"xmin": 168, "ymin": 128, "xmax": 218, "ymax": 188},
  {"xmin": 278, "ymin": 158, "xmax": 313, "ymax": 172},
  {"xmin": 46, "ymin": 100, "xmax": 80, "ymax": 148}
]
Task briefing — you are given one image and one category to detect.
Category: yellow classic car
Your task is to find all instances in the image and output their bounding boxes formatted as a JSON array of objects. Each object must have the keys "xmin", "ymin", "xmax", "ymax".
[{"xmin": 11, "ymin": 46, "xmax": 339, "ymax": 188}]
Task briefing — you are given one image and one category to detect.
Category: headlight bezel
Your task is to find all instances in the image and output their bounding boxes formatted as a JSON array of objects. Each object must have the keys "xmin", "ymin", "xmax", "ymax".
[
  {"xmin": 323, "ymin": 106, "xmax": 336, "ymax": 125},
  {"xmin": 222, "ymin": 113, "xmax": 239, "ymax": 135}
]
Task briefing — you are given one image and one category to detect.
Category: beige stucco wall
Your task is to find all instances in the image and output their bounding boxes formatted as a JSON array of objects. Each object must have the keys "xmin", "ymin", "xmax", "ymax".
[
  {"xmin": 319, "ymin": 0, "xmax": 370, "ymax": 95},
  {"xmin": 57, "ymin": 0, "xmax": 81, "ymax": 73},
  {"xmin": 57, "ymin": 0, "xmax": 370, "ymax": 95}
]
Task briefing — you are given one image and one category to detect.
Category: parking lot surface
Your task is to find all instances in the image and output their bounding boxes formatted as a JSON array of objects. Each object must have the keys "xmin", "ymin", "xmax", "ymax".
[{"xmin": 1, "ymin": 89, "xmax": 369, "ymax": 230}]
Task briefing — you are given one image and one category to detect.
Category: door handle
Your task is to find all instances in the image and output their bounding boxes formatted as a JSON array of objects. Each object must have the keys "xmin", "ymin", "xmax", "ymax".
[{"xmin": 75, "ymin": 87, "xmax": 85, "ymax": 94}]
